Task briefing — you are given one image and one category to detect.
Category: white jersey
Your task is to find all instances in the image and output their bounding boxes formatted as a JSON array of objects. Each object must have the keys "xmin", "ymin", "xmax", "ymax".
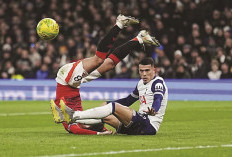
[
  {"xmin": 56, "ymin": 61, "xmax": 101, "ymax": 88},
  {"xmin": 133, "ymin": 76, "xmax": 168, "ymax": 131}
]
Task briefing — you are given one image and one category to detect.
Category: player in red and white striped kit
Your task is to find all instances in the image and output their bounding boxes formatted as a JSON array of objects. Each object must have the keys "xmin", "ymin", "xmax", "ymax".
[{"xmin": 50, "ymin": 15, "xmax": 160, "ymax": 135}]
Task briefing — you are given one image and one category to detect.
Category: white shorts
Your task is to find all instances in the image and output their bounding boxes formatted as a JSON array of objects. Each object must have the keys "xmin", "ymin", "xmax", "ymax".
[{"xmin": 56, "ymin": 60, "xmax": 88, "ymax": 88}]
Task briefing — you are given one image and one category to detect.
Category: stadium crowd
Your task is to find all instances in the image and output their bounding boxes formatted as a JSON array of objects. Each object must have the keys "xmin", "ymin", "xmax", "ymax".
[{"xmin": 0, "ymin": 0, "xmax": 232, "ymax": 80}]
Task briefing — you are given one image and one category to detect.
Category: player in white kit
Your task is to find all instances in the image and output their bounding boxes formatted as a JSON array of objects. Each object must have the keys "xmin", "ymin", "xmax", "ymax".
[{"xmin": 60, "ymin": 57, "xmax": 168, "ymax": 135}]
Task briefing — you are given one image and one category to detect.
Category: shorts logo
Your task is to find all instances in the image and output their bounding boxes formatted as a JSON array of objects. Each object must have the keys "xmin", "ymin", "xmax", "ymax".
[
  {"xmin": 155, "ymin": 83, "xmax": 163, "ymax": 91},
  {"xmin": 74, "ymin": 75, "xmax": 82, "ymax": 82}
]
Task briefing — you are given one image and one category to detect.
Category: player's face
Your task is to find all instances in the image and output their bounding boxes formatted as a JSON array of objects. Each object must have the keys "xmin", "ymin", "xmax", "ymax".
[{"xmin": 139, "ymin": 64, "xmax": 155, "ymax": 84}]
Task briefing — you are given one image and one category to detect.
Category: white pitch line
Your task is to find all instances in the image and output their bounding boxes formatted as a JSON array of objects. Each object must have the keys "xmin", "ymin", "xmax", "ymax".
[
  {"xmin": 34, "ymin": 144, "xmax": 232, "ymax": 157},
  {"xmin": 0, "ymin": 112, "xmax": 51, "ymax": 116}
]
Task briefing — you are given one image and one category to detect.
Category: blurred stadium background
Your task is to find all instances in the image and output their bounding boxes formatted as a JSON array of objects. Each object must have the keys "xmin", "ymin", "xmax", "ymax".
[
  {"xmin": 0, "ymin": 0, "xmax": 232, "ymax": 80},
  {"xmin": 0, "ymin": 0, "xmax": 232, "ymax": 157}
]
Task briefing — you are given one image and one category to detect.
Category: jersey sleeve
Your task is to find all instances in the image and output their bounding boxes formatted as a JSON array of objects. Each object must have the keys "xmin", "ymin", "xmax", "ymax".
[
  {"xmin": 111, "ymin": 85, "xmax": 139, "ymax": 107},
  {"xmin": 151, "ymin": 79, "xmax": 166, "ymax": 112}
]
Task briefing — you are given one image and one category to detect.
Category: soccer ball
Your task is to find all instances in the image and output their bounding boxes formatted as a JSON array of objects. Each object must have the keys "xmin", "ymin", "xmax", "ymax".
[{"xmin": 36, "ymin": 18, "xmax": 59, "ymax": 40}]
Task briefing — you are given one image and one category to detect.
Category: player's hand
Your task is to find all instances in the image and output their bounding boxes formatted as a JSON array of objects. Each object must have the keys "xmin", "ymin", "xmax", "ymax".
[
  {"xmin": 98, "ymin": 130, "xmax": 113, "ymax": 135},
  {"xmin": 143, "ymin": 107, "xmax": 157, "ymax": 116}
]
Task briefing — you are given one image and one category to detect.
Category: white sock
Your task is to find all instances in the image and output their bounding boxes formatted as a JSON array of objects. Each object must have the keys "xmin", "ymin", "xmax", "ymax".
[
  {"xmin": 73, "ymin": 103, "xmax": 115, "ymax": 119},
  {"xmin": 75, "ymin": 119, "xmax": 102, "ymax": 125},
  {"xmin": 82, "ymin": 69, "xmax": 101, "ymax": 83},
  {"xmin": 136, "ymin": 36, "xmax": 143, "ymax": 44},
  {"xmin": 116, "ymin": 22, "xmax": 124, "ymax": 29}
]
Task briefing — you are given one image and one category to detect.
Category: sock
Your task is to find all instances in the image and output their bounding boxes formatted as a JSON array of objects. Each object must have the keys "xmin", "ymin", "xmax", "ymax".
[
  {"xmin": 73, "ymin": 102, "xmax": 115, "ymax": 119},
  {"xmin": 75, "ymin": 119, "xmax": 102, "ymax": 125},
  {"xmin": 134, "ymin": 36, "xmax": 143, "ymax": 44},
  {"xmin": 116, "ymin": 21, "xmax": 124, "ymax": 29},
  {"xmin": 81, "ymin": 69, "xmax": 101, "ymax": 83},
  {"xmin": 68, "ymin": 123, "xmax": 98, "ymax": 135},
  {"xmin": 96, "ymin": 26, "xmax": 121, "ymax": 59},
  {"xmin": 108, "ymin": 39, "xmax": 141, "ymax": 65}
]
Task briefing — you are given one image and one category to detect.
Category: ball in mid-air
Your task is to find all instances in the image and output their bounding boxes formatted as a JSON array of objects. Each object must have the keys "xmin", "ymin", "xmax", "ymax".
[{"xmin": 36, "ymin": 18, "xmax": 59, "ymax": 40}]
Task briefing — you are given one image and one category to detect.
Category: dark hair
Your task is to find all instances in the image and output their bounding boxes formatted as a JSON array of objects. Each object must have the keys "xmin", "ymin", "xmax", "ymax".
[{"xmin": 139, "ymin": 57, "xmax": 155, "ymax": 67}]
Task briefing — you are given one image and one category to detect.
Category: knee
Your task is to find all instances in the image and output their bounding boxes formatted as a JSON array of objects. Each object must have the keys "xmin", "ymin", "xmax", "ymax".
[
  {"xmin": 102, "ymin": 117, "xmax": 110, "ymax": 123},
  {"xmin": 103, "ymin": 115, "xmax": 114, "ymax": 124}
]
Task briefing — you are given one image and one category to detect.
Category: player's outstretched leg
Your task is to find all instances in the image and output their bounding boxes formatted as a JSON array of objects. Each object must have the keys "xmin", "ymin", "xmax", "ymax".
[
  {"xmin": 50, "ymin": 99, "xmax": 64, "ymax": 123},
  {"xmin": 61, "ymin": 102, "xmax": 116, "ymax": 121},
  {"xmin": 59, "ymin": 98, "xmax": 105, "ymax": 125},
  {"xmin": 96, "ymin": 14, "xmax": 139, "ymax": 59},
  {"xmin": 107, "ymin": 30, "xmax": 160, "ymax": 65},
  {"xmin": 86, "ymin": 30, "xmax": 160, "ymax": 77},
  {"xmin": 82, "ymin": 15, "xmax": 139, "ymax": 74},
  {"xmin": 61, "ymin": 102, "xmax": 133, "ymax": 127},
  {"xmin": 60, "ymin": 101, "xmax": 114, "ymax": 123}
]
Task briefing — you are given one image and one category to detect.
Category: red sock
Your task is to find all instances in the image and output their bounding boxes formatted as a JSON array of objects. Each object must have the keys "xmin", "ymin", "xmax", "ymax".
[
  {"xmin": 96, "ymin": 51, "xmax": 108, "ymax": 60},
  {"xmin": 69, "ymin": 123, "xmax": 98, "ymax": 135}
]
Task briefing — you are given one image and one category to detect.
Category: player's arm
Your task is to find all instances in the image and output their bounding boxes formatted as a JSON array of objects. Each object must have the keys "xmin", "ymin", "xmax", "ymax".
[
  {"xmin": 108, "ymin": 85, "xmax": 139, "ymax": 107},
  {"xmin": 145, "ymin": 80, "xmax": 166, "ymax": 116},
  {"xmin": 151, "ymin": 79, "xmax": 166, "ymax": 112}
]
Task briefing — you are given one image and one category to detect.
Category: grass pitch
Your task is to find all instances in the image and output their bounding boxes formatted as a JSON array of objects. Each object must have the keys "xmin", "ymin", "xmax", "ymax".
[{"xmin": 0, "ymin": 100, "xmax": 232, "ymax": 157}]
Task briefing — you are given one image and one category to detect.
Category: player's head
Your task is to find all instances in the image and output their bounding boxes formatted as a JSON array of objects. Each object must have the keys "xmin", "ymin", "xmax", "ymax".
[{"xmin": 139, "ymin": 57, "xmax": 156, "ymax": 84}]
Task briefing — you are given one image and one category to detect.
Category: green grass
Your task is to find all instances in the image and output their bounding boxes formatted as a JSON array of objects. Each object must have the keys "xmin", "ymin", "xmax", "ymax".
[{"xmin": 0, "ymin": 101, "xmax": 232, "ymax": 157}]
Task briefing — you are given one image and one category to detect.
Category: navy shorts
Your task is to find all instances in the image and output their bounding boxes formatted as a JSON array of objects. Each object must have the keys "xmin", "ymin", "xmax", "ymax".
[{"xmin": 117, "ymin": 111, "xmax": 156, "ymax": 135}]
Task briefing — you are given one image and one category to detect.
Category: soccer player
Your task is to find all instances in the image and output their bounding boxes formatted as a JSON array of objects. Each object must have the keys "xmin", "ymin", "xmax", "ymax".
[
  {"xmin": 50, "ymin": 15, "xmax": 160, "ymax": 135},
  {"xmin": 60, "ymin": 57, "xmax": 168, "ymax": 135}
]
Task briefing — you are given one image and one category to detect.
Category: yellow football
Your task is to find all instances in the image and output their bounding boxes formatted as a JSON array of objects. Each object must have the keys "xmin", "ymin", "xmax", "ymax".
[{"xmin": 36, "ymin": 18, "xmax": 59, "ymax": 40}]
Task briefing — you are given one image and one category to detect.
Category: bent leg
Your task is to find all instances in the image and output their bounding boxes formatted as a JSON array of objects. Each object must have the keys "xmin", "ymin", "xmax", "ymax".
[
  {"xmin": 103, "ymin": 115, "xmax": 120, "ymax": 129},
  {"xmin": 96, "ymin": 39, "xmax": 142, "ymax": 74},
  {"xmin": 96, "ymin": 58, "xmax": 115, "ymax": 74},
  {"xmin": 72, "ymin": 102, "xmax": 133, "ymax": 127},
  {"xmin": 112, "ymin": 104, "xmax": 133, "ymax": 126},
  {"xmin": 72, "ymin": 102, "xmax": 115, "ymax": 119},
  {"xmin": 85, "ymin": 30, "xmax": 160, "ymax": 76},
  {"xmin": 82, "ymin": 55, "xmax": 104, "ymax": 74}
]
